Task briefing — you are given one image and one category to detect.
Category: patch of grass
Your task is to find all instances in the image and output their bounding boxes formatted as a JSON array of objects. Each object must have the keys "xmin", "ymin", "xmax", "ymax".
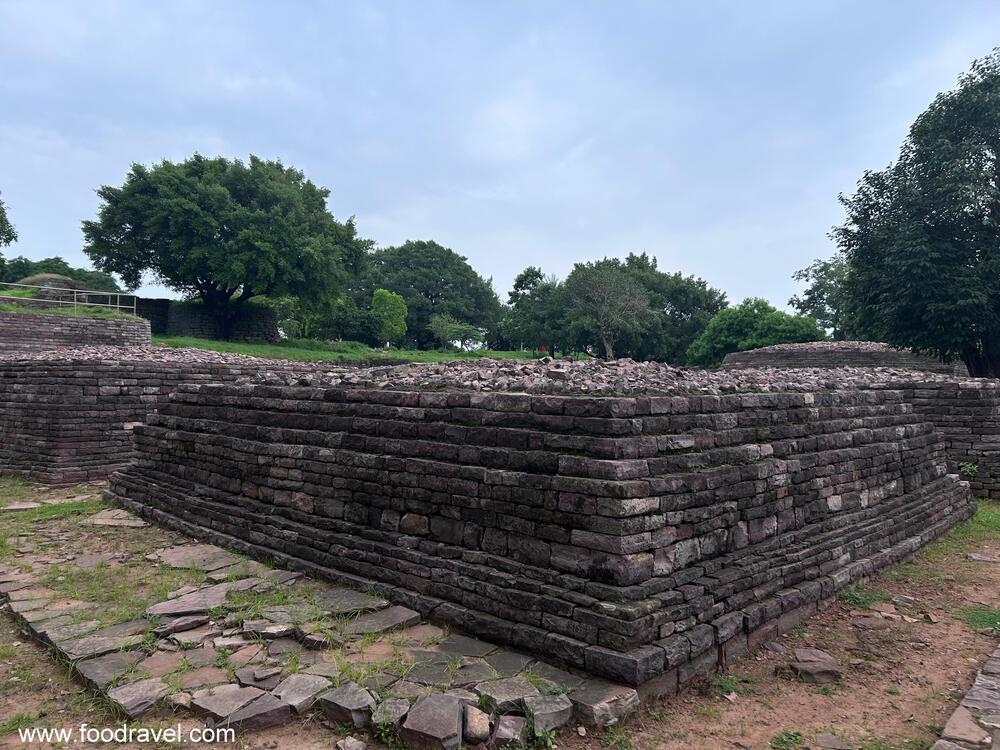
[
  {"xmin": 860, "ymin": 738, "xmax": 934, "ymax": 750},
  {"xmin": 958, "ymin": 606, "xmax": 1000, "ymax": 632},
  {"xmin": 601, "ymin": 725, "xmax": 632, "ymax": 750},
  {"xmin": 153, "ymin": 335, "xmax": 537, "ymax": 364},
  {"xmin": 711, "ymin": 673, "xmax": 758, "ymax": 697},
  {"xmin": 840, "ymin": 586, "xmax": 891, "ymax": 609},
  {"xmin": 770, "ymin": 730, "xmax": 804, "ymax": 749},
  {"xmin": 0, "ymin": 301, "xmax": 137, "ymax": 319},
  {"xmin": 0, "ymin": 712, "xmax": 42, "ymax": 733},
  {"xmin": 789, "ymin": 623, "xmax": 807, "ymax": 638},
  {"xmin": 921, "ymin": 500, "xmax": 1000, "ymax": 560}
]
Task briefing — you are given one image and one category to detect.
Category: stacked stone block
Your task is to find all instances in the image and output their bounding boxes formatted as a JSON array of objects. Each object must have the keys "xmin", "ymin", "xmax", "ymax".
[
  {"xmin": 107, "ymin": 380, "xmax": 973, "ymax": 687},
  {"xmin": 0, "ymin": 311, "xmax": 151, "ymax": 351},
  {"xmin": 723, "ymin": 341, "xmax": 968, "ymax": 375},
  {"xmin": 900, "ymin": 379, "xmax": 1000, "ymax": 499},
  {"xmin": 0, "ymin": 352, "xmax": 325, "ymax": 484}
]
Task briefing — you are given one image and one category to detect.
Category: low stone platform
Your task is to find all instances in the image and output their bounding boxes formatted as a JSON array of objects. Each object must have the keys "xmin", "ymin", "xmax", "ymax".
[
  {"xmin": 107, "ymin": 358, "xmax": 974, "ymax": 688},
  {"xmin": 0, "ymin": 510, "xmax": 638, "ymax": 747},
  {"xmin": 722, "ymin": 340, "xmax": 969, "ymax": 375}
]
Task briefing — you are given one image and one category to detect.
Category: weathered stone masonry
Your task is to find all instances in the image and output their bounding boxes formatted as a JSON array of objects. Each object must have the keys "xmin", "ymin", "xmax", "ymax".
[
  {"xmin": 0, "ymin": 350, "xmax": 327, "ymax": 484},
  {"xmin": 723, "ymin": 341, "xmax": 969, "ymax": 375},
  {"xmin": 107, "ymin": 378, "xmax": 973, "ymax": 688},
  {"xmin": 0, "ymin": 310, "xmax": 151, "ymax": 352}
]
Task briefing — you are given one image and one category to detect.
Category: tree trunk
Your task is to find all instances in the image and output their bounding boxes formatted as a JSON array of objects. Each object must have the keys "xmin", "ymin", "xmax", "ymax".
[{"xmin": 600, "ymin": 334, "xmax": 614, "ymax": 360}]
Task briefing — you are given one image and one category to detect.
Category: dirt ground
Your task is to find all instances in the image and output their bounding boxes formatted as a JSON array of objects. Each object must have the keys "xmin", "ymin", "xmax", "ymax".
[{"xmin": 2, "ymin": 477, "xmax": 999, "ymax": 750}]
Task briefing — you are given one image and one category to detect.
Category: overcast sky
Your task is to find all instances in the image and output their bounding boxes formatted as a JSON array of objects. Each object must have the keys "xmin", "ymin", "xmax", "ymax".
[{"xmin": 2, "ymin": 1, "xmax": 999, "ymax": 305}]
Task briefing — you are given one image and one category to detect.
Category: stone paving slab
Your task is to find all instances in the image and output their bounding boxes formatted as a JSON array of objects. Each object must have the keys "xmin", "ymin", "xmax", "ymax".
[
  {"xmin": 1, "ymin": 533, "xmax": 639, "ymax": 750},
  {"xmin": 932, "ymin": 643, "xmax": 1000, "ymax": 748}
]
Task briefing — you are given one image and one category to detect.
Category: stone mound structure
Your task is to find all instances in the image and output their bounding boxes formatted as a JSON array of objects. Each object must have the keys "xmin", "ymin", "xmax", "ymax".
[
  {"xmin": 0, "ymin": 310, "xmax": 151, "ymax": 352},
  {"xmin": 722, "ymin": 341, "xmax": 968, "ymax": 376},
  {"xmin": 104, "ymin": 357, "xmax": 975, "ymax": 688},
  {"xmin": 0, "ymin": 346, "xmax": 335, "ymax": 484}
]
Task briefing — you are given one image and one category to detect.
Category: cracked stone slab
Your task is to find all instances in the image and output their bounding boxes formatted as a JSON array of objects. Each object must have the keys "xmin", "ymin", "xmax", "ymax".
[
  {"xmin": 191, "ymin": 683, "xmax": 263, "ymax": 719},
  {"xmin": 347, "ymin": 605, "xmax": 421, "ymax": 636},
  {"xmin": 436, "ymin": 634, "xmax": 497, "ymax": 658},
  {"xmin": 474, "ymin": 676, "xmax": 540, "ymax": 713},
  {"xmin": 529, "ymin": 663, "xmax": 585, "ymax": 693},
  {"xmin": 569, "ymin": 680, "xmax": 640, "ymax": 727},
  {"xmin": 221, "ymin": 692, "xmax": 293, "ymax": 731},
  {"xmin": 318, "ymin": 682, "xmax": 376, "ymax": 728},
  {"xmin": 150, "ymin": 543, "xmax": 242, "ymax": 572},
  {"xmin": 153, "ymin": 615, "xmax": 210, "ymax": 637},
  {"xmin": 76, "ymin": 650, "xmax": 144, "ymax": 690},
  {"xmin": 60, "ymin": 624, "xmax": 150, "ymax": 662},
  {"xmin": 88, "ymin": 508, "xmax": 147, "ymax": 527},
  {"xmin": 145, "ymin": 578, "xmax": 261, "ymax": 617},
  {"xmin": 274, "ymin": 673, "xmax": 332, "ymax": 713},
  {"xmin": 463, "ymin": 704, "xmax": 491, "ymax": 744},
  {"xmin": 235, "ymin": 665, "xmax": 283, "ymax": 690},
  {"xmin": 484, "ymin": 650, "xmax": 535, "ymax": 677},
  {"xmin": 314, "ymin": 587, "xmax": 389, "ymax": 614},
  {"xmin": 373, "ymin": 698, "xmax": 410, "ymax": 729},
  {"xmin": 525, "ymin": 694, "xmax": 574, "ymax": 732},
  {"xmin": 107, "ymin": 678, "xmax": 169, "ymax": 718},
  {"xmin": 401, "ymin": 693, "xmax": 463, "ymax": 750},
  {"xmin": 490, "ymin": 715, "xmax": 527, "ymax": 749},
  {"xmin": 178, "ymin": 666, "xmax": 231, "ymax": 691}
]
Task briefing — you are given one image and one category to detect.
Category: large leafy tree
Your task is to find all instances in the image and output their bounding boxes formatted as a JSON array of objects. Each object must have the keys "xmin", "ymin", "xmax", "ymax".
[
  {"xmin": 83, "ymin": 154, "xmax": 367, "ymax": 337},
  {"xmin": 502, "ymin": 266, "xmax": 566, "ymax": 354},
  {"xmin": 686, "ymin": 297, "xmax": 825, "ymax": 367},
  {"xmin": 365, "ymin": 240, "xmax": 501, "ymax": 349},
  {"xmin": 370, "ymin": 288, "xmax": 408, "ymax": 346},
  {"xmin": 614, "ymin": 253, "xmax": 727, "ymax": 362},
  {"xmin": 789, "ymin": 255, "xmax": 856, "ymax": 340},
  {"xmin": 562, "ymin": 259, "xmax": 653, "ymax": 359},
  {"xmin": 835, "ymin": 51, "xmax": 1000, "ymax": 376}
]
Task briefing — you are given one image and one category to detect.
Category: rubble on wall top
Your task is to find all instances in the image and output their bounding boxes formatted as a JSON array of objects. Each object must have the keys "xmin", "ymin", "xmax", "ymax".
[
  {"xmin": 0, "ymin": 345, "xmax": 337, "ymax": 370},
  {"xmin": 248, "ymin": 356, "xmax": 987, "ymax": 396},
  {"xmin": 1, "ymin": 345, "xmax": 990, "ymax": 395},
  {"xmin": 742, "ymin": 340, "xmax": 905, "ymax": 354}
]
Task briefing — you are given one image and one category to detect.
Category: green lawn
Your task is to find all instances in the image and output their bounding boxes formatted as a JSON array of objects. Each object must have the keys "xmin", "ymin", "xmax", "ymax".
[
  {"xmin": 153, "ymin": 335, "xmax": 538, "ymax": 363},
  {"xmin": 0, "ymin": 301, "xmax": 138, "ymax": 319}
]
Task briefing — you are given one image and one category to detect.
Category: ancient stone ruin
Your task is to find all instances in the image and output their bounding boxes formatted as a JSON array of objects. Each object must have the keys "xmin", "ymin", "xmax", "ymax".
[
  {"xmin": 0, "ymin": 310, "xmax": 152, "ymax": 352},
  {"xmin": 722, "ymin": 340, "xmax": 969, "ymax": 375},
  {"xmin": 0, "ymin": 347, "xmax": 330, "ymax": 484},
  {"xmin": 103, "ymin": 357, "xmax": 976, "ymax": 690}
]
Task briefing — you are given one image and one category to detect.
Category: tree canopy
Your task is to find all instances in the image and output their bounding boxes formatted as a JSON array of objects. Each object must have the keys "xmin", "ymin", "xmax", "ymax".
[
  {"xmin": 0, "ymin": 192, "xmax": 15, "ymax": 250},
  {"xmin": 686, "ymin": 297, "xmax": 825, "ymax": 367},
  {"xmin": 562, "ymin": 259, "xmax": 653, "ymax": 359},
  {"xmin": 834, "ymin": 51, "xmax": 1000, "ymax": 376},
  {"xmin": 370, "ymin": 288, "xmax": 408, "ymax": 346},
  {"xmin": 0, "ymin": 256, "xmax": 120, "ymax": 291},
  {"xmin": 82, "ymin": 155, "xmax": 367, "ymax": 335},
  {"xmin": 788, "ymin": 255, "xmax": 856, "ymax": 340},
  {"xmin": 364, "ymin": 240, "xmax": 501, "ymax": 349}
]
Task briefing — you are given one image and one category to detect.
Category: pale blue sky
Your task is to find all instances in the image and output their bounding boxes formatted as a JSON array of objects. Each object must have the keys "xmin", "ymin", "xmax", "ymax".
[{"xmin": 2, "ymin": 1, "xmax": 999, "ymax": 305}]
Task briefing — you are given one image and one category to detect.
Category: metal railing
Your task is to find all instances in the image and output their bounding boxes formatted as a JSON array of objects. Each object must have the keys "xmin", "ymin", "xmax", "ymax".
[{"xmin": 0, "ymin": 281, "xmax": 138, "ymax": 315}]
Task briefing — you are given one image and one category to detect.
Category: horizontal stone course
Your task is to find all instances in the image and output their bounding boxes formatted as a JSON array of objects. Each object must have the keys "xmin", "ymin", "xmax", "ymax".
[
  {"xmin": 0, "ymin": 347, "xmax": 334, "ymax": 484},
  {"xmin": 106, "ymin": 369, "xmax": 974, "ymax": 686},
  {"xmin": 0, "ymin": 310, "xmax": 151, "ymax": 351},
  {"xmin": 722, "ymin": 340, "xmax": 968, "ymax": 375}
]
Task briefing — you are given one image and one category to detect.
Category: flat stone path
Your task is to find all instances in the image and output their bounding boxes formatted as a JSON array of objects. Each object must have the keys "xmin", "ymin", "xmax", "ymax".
[
  {"xmin": 932, "ymin": 643, "xmax": 1000, "ymax": 748},
  {"xmin": 1, "ymin": 505, "xmax": 638, "ymax": 748}
]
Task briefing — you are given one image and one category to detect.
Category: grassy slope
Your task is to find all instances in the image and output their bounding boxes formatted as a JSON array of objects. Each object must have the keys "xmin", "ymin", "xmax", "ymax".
[
  {"xmin": 153, "ymin": 335, "xmax": 536, "ymax": 363},
  {"xmin": 0, "ymin": 301, "xmax": 138, "ymax": 319}
]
